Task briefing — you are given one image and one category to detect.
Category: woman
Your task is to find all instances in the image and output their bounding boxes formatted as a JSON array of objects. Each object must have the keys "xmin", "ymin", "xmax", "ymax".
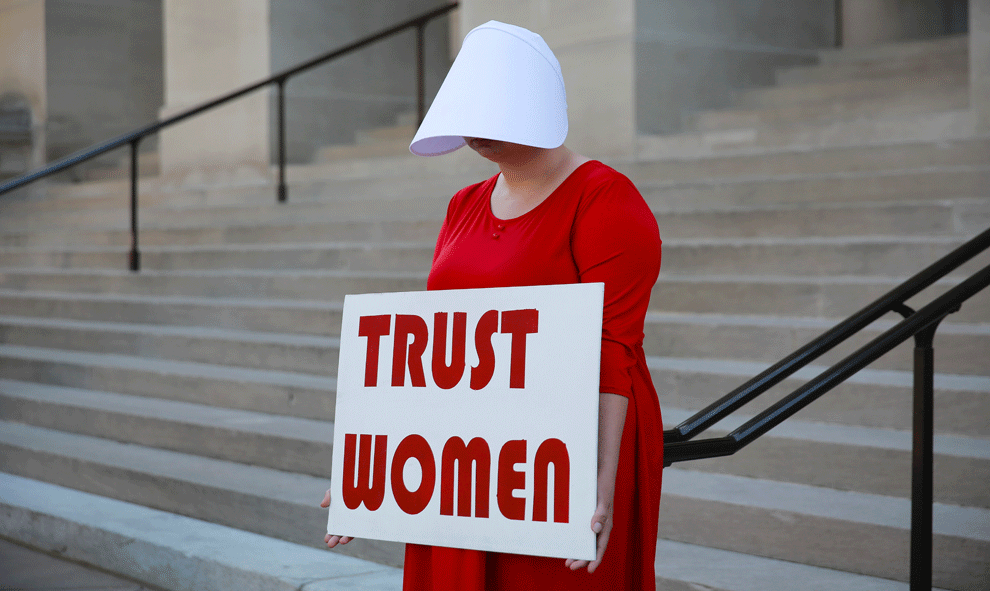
[{"xmin": 323, "ymin": 20, "xmax": 663, "ymax": 590}]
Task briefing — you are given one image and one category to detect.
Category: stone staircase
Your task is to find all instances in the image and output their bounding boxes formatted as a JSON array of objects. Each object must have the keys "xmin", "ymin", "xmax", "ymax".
[{"xmin": 2, "ymin": 33, "xmax": 989, "ymax": 591}]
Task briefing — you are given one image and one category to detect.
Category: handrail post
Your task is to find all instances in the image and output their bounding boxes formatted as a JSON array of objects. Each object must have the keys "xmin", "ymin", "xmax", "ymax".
[
  {"xmin": 910, "ymin": 319, "xmax": 941, "ymax": 591},
  {"xmin": 416, "ymin": 21, "xmax": 426, "ymax": 126},
  {"xmin": 129, "ymin": 138, "xmax": 140, "ymax": 272},
  {"xmin": 276, "ymin": 78, "xmax": 287, "ymax": 203}
]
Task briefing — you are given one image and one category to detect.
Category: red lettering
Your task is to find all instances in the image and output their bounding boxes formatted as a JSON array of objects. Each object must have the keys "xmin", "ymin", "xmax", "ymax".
[
  {"xmin": 500, "ymin": 309, "xmax": 538, "ymax": 389},
  {"xmin": 470, "ymin": 310, "xmax": 499, "ymax": 390},
  {"xmin": 532, "ymin": 438, "xmax": 569, "ymax": 523},
  {"xmin": 342, "ymin": 434, "xmax": 387, "ymax": 511},
  {"xmin": 392, "ymin": 315, "xmax": 429, "ymax": 387},
  {"xmin": 358, "ymin": 315, "xmax": 391, "ymax": 387},
  {"xmin": 440, "ymin": 437, "xmax": 490, "ymax": 518},
  {"xmin": 390, "ymin": 434, "xmax": 436, "ymax": 515},
  {"xmin": 432, "ymin": 312, "xmax": 467, "ymax": 390},
  {"xmin": 496, "ymin": 439, "xmax": 527, "ymax": 520}
]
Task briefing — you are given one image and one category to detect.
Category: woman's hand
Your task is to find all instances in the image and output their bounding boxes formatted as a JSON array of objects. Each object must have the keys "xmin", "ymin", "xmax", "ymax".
[
  {"xmin": 563, "ymin": 500, "xmax": 614, "ymax": 573},
  {"xmin": 320, "ymin": 489, "xmax": 354, "ymax": 548},
  {"xmin": 563, "ymin": 392, "xmax": 627, "ymax": 573}
]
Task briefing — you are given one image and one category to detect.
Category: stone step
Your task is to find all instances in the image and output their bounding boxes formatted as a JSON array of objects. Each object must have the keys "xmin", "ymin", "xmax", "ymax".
[
  {"xmin": 0, "ymin": 236, "xmax": 979, "ymax": 278},
  {"xmin": 0, "ymin": 474, "xmax": 404, "ymax": 591},
  {"xmin": 652, "ymin": 273, "xmax": 990, "ymax": 322},
  {"xmin": 0, "ymin": 473, "xmax": 958, "ymax": 591},
  {"xmin": 0, "ymin": 242, "xmax": 435, "ymax": 272},
  {"xmin": 816, "ymin": 33, "xmax": 968, "ymax": 66},
  {"xmin": 0, "ymin": 174, "xmax": 466, "ymax": 222},
  {"xmin": 1, "ymin": 422, "xmax": 985, "ymax": 588},
  {"xmin": 737, "ymin": 68, "xmax": 969, "ymax": 109},
  {"xmin": 619, "ymin": 136, "xmax": 990, "ymax": 184},
  {"xmin": 2, "ymin": 375, "xmax": 985, "ymax": 510},
  {"xmin": 1, "ymin": 268, "xmax": 986, "ymax": 322},
  {"xmin": 355, "ymin": 124, "xmax": 416, "ymax": 145},
  {"xmin": 640, "ymin": 167, "xmax": 990, "ymax": 210},
  {"xmin": 0, "ymin": 422, "xmax": 402, "ymax": 568},
  {"xmin": 0, "ymin": 194, "xmax": 453, "ymax": 232},
  {"xmin": 652, "ymin": 356, "xmax": 990, "ymax": 438},
  {"xmin": 0, "ymin": 289, "xmax": 344, "ymax": 335},
  {"xmin": 0, "ymin": 379, "xmax": 332, "ymax": 476},
  {"xmin": 0, "ymin": 198, "xmax": 984, "ymax": 252},
  {"xmin": 2, "ymin": 197, "xmax": 987, "ymax": 252},
  {"xmin": 657, "ymin": 468, "xmax": 988, "ymax": 590},
  {"xmin": 690, "ymin": 87, "xmax": 969, "ymax": 132},
  {"xmin": 0, "ymin": 344, "xmax": 334, "ymax": 420},
  {"xmin": 0, "ymin": 289, "xmax": 345, "ymax": 335},
  {"xmin": 661, "ymin": 408, "xmax": 990, "ymax": 509},
  {"xmin": 0, "ymin": 267, "xmax": 426, "ymax": 299},
  {"xmin": 314, "ymin": 137, "xmax": 414, "ymax": 161},
  {"xmin": 0, "ymin": 303, "xmax": 985, "ymax": 376},
  {"xmin": 641, "ymin": 311, "xmax": 989, "ymax": 376},
  {"xmin": 637, "ymin": 111, "xmax": 978, "ymax": 158},
  {"xmin": 0, "ymin": 316, "xmax": 340, "ymax": 375},
  {"xmin": 0, "ymin": 217, "xmax": 444, "ymax": 248}
]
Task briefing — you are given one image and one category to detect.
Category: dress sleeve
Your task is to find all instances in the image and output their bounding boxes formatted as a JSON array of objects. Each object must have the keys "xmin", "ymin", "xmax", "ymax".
[{"xmin": 572, "ymin": 176, "xmax": 662, "ymax": 399}]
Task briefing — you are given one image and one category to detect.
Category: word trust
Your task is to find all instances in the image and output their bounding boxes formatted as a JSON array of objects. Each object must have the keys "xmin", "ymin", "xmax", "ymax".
[
  {"xmin": 358, "ymin": 309, "xmax": 539, "ymax": 390},
  {"xmin": 343, "ymin": 434, "xmax": 570, "ymax": 523}
]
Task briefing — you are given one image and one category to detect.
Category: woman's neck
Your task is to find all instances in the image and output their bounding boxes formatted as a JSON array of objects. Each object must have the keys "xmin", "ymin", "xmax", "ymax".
[{"xmin": 491, "ymin": 146, "xmax": 589, "ymax": 218}]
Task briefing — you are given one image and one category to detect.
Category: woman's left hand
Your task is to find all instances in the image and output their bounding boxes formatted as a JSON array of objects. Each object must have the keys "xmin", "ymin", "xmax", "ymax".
[{"xmin": 564, "ymin": 500, "xmax": 613, "ymax": 573}]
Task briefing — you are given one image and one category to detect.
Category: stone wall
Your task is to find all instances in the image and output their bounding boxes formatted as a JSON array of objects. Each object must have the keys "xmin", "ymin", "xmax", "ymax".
[
  {"xmin": 0, "ymin": 0, "xmax": 47, "ymax": 170},
  {"xmin": 270, "ymin": 0, "xmax": 451, "ymax": 163},
  {"xmin": 45, "ymin": 0, "xmax": 163, "ymax": 164},
  {"xmin": 635, "ymin": 0, "xmax": 834, "ymax": 135}
]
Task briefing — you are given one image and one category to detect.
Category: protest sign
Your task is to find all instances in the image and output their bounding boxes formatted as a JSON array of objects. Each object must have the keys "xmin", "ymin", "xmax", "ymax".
[{"xmin": 327, "ymin": 283, "xmax": 603, "ymax": 560}]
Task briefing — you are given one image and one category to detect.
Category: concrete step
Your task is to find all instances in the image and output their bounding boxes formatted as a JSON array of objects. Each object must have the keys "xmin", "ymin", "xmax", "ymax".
[
  {"xmin": 651, "ymin": 272, "xmax": 990, "ymax": 322},
  {"xmin": 1, "ymin": 422, "xmax": 985, "ymax": 588},
  {"xmin": 0, "ymin": 172, "xmax": 479, "ymax": 218},
  {"xmin": 738, "ymin": 69, "xmax": 968, "ymax": 109},
  {"xmin": 637, "ymin": 111, "xmax": 979, "ymax": 158},
  {"xmin": 355, "ymin": 124, "xmax": 416, "ymax": 145},
  {"xmin": 3, "ymin": 474, "xmax": 946, "ymax": 591},
  {"xmin": 0, "ymin": 268, "xmax": 986, "ymax": 323},
  {"xmin": 0, "ymin": 199, "xmax": 983, "ymax": 254},
  {"xmin": 0, "ymin": 290, "xmax": 344, "ymax": 336},
  {"xmin": 620, "ymin": 136, "xmax": 990, "ymax": 184},
  {"xmin": 0, "ymin": 297, "xmax": 985, "ymax": 376},
  {"xmin": 0, "ymin": 268, "xmax": 427, "ymax": 299},
  {"xmin": 816, "ymin": 34, "xmax": 968, "ymax": 66},
  {"xmin": 0, "ymin": 217, "xmax": 443, "ymax": 248},
  {"xmin": 0, "ymin": 474, "xmax": 403, "ymax": 591},
  {"xmin": 0, "ymin": 423, "xmax": 401, "ymax": 568},
  {"xmin": 2, "ymin": 197, "xmax": 986, "ymax": 252},
  {"xmin": 314, "ymin": 137, "xmax": 414, "ymax": 161},
  {"xmin": 0, "ymin": 236, "xmax": 979, "ymax": 278},
  {"xmin": 0, "ymin": 316, "xmax": 339, "ymax": 375},
  {"xmin": 690, "ymin": 87, "xmax": 969, "ymax": 132},
  {"xmin": 0, "ymin": 344, "xmax": 334, "ymax": 420},
  {"xmin": 0, "ymin": 379, "xmax": 332, "ymax": 476},
  {"xmin": 640, "ymin": 166, "xmax": 990, "ymax": 210},
  {"xmin": 652, "ymin": 356, "xmax": 990, "ymax": 438},
  {"xmin": 0, "ymin": 194, "xmax": 453, "ymax": 233},
  {"xmin": 658, "ymin": 468, "xmax": 989, "ymax": 590},
  {"xmin": 776, "ymin": 36, "xmax": 967, "ymax": 86},
  {"xmin": 642, "ymin": 311, "xmax": 990, "ymax": 375},
  {"xmin": 661, "ymin": 408, "xmax": 990, "ymax": 509}
]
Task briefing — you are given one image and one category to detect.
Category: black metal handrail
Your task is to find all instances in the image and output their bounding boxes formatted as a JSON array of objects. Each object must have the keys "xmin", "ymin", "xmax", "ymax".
[
  {"xmin": 662, "ymin": 225, "xmax": 990, "ymax": 591},
  {"xmin": 0, "ymin": 2, "xmax": 459, "ymax": 271}
]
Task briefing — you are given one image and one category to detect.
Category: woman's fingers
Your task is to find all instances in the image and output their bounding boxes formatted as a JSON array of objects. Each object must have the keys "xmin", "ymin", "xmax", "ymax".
[
  {"xmin": 321, "ymin": 490, "xmax": 353, "ymax": 548},
  {"xmin": 564, "ymin": 504, "xmax": 613, "ymax": 572}
]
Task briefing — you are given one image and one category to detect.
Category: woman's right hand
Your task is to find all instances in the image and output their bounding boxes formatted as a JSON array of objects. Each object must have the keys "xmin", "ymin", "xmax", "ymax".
[{"xmin": 321, "ymin": 489, "xmax": 354, "ymax": 548}]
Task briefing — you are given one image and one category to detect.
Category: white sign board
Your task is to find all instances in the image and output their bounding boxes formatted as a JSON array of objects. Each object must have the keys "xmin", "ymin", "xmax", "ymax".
[{"xmin": 327, "ymin": 283, "xmax": 603, "ymax": 560}]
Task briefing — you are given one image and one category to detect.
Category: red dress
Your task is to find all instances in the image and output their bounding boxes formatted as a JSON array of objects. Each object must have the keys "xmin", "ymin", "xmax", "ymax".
[{"xmin": 404, "ymin": 160, "xmax": 663, "ymax": 591}]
